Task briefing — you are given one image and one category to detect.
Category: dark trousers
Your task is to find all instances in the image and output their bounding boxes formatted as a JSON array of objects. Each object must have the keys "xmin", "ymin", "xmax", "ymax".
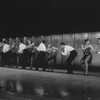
[
  {"xmin": 66, "ymin": 50, "xmax": 77, "ymax": 73},
  {"xmin": 21, "ymin": 49, "xmax": 30, "ymax": 69},
  {"xmin": 18, "ymin": 53, "xmax": 27, "ymax": 69},
  {"xmin": 19, "ymin": 49, "xmax": 33, "ymax": 69},
  {"xmin": 1, "ymin": 53, "xmax": 5, "ymax": 66},
  {"xmin": 10, "ymin": 52, "xmax": 18, "ymax": 66},
  {"xmin": 1, "ymin": 51, "xmax": 11, "ymax": 67},
  {"xmin": 35, "ymin": 51, "xmax": 46, "ymax": 70}
]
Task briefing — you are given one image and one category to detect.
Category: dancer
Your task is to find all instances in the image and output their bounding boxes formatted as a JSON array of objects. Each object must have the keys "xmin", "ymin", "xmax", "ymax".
[
  {"xmin": 35, "ymin": 40, "xmax": 46, "ymax": 71},
  {"xmin": 60, "ymin": 42, "xmax": 77, "ymax": 74},
  {"xmin": 47, "ymin": 43, "xmax": 58, "ymax": 72},
  {"xmin": 1, "ymin": 39, "xmax": 10, "ymax": 67},
  {"xmin": 18, "ymin": 40, "xmax": 27, "ymax": 69},
  {"xmin": 25, "ymin": 40, "xmax": 35, "ymax": 69},
  {"xmin": 9, "ymin": 42, "xmax": 19, "ymax": 67},
  {"xmin": 80, "ymin": 39, "xmax": 93, "ymax": 75}
]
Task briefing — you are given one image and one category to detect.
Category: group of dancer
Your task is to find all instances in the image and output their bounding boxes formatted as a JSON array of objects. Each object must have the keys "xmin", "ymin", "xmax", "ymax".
[
  {"xmin": 0, "ymin": 39, "xmax": 58, "ymax": 72},
  {"xmin": 0, "ymin": 37, "xmax": 100, "ymax": 75}
]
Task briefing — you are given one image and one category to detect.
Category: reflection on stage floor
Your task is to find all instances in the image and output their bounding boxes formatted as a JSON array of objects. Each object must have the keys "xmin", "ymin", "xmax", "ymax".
[{"xmin": 0, "ymin": 68, "xmax": 100, "ymax": 100}]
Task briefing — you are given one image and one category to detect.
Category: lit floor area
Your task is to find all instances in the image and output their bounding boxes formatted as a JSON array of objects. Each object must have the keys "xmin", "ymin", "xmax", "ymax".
[{"xmin": 0, "ymin": 67, "xmax": 100, "ymax": 100}]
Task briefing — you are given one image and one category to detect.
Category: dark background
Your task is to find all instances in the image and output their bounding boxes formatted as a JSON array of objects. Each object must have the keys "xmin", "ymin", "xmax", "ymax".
[{"xmin": 0, "ymin": 0, "xmax": 100, "ymax": 37}]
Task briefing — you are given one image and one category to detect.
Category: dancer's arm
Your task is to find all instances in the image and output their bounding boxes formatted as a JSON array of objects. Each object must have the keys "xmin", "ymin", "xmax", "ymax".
[{"xmin": 61, "ymin": 47, "xmax": 69, "ymax": 56}]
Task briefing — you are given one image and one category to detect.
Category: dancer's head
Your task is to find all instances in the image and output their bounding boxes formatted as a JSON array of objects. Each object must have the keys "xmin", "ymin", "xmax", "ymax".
[
  {"xmin": 60, "ymin": 42, "xmax": 66, "ymax": 48},
  {"xmin": 26, "ymin": 40, "xmax": 31, "ymax": 45},
  {"xmin": 2, "ymin": 38, "xmax": 7, "ymax": 44},
  {"xmin": 42, "ymin": 40, "xmax": 46, "ymax": 44},
  {"xmin": 84, "ymin": 39, "xmax": 90, "ymax": 45}
]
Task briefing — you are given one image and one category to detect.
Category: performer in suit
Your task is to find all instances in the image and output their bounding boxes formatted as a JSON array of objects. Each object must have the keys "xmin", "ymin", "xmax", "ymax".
[
  {"xmin": 35, "ymin": 40, "xmax": 46, "ymax": 71},
  {"xmin": 60, "ymin": 42, "xmax": 77, "ymax": 74},
  {"xmin": 18, "ymin": 40, "xmax": 35, "ymax": 69},
  {"xmin": 1, "ymin": 39, "xmax": 10, "ymax": 67},
  {"xmin": 47, "ymin": 43, "xmax": 58, "ymax": 72},
  {"xmin": 9, "ymin": 42, "xmax": 19, "ymax": 67},
  {"xmin": 80, "ymin": 39, "xmax": 93, "ymax": 75},
  {"xmin": 18, "ymin": 40, "xmax": 27, "ymax": 69}
]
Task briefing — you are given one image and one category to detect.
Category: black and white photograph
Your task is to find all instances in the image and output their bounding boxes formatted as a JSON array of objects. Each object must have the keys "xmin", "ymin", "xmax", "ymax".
[{"xmin": 0, "ymin": 0, "xmax": 100, "ymax": 100}]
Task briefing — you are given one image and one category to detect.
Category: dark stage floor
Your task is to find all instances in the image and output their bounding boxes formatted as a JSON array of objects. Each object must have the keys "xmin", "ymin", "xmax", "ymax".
[{"xmin": 0, "ymin": 67, "xmax": 100, "ymax": 100}]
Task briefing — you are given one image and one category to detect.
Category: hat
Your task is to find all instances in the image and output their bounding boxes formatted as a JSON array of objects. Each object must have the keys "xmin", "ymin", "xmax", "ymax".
[
  {"xmin": 42, "ymin": 40, "xmax": 46, "ymax": 43},
  {"xmin": 61, "ymin": 42, "xmax": 66, "ymax": 45}
]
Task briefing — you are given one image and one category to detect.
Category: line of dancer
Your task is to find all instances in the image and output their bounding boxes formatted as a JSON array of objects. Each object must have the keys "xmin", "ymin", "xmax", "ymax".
[{"xmin": 0, "ymin": 38, "xmax": 100, "ymax": 75}]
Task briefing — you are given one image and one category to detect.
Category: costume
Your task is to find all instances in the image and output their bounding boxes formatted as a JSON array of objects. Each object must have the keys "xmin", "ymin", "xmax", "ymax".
[
  {"xmin": 47, "ymin": 47, "xmax": 58, "ymax": 71},
  {"xmin": 35, "ymin": 42, "xmax": 46, "ymax": 71},
  {"xmin": 62, "ymin": 45, "xmax": 77, "ymax": 73}
]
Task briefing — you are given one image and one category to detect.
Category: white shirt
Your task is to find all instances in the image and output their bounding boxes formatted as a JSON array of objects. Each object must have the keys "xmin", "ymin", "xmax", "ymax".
[
  {"xmin": 37, "ymin": 42, "xmax": 46, "ymax": 52},
  {"xmin": 62, "ymin": 45, "xmax": 75, "ymax": 56},
  {"xmin": 19, "ymin": 43, "xmax": 26, "ymax": 53},
  {"xmin": 3, "ymin": 44, "xmax": 10, "ymax": 53}
]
